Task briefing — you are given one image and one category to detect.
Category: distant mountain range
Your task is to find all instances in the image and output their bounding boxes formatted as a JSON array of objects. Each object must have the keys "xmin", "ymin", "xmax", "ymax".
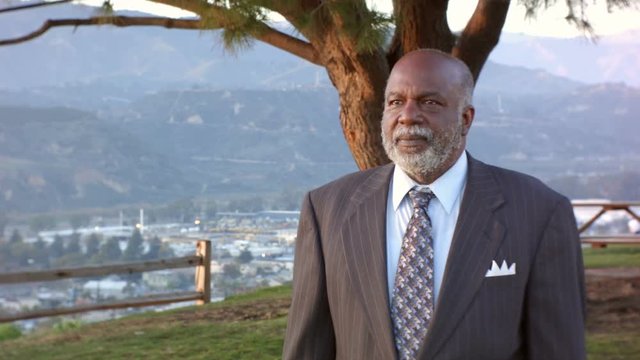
[
  {"xmin": 0, "ymin": 3, "xmax": 638, "ymax": 213},
  {"xmin": 1, "ymin": 3, "xmax": 639, "ymax": 90},
  {"xmin": 494, "ymin": 31, "xmax": 640, "ymax": 88}
]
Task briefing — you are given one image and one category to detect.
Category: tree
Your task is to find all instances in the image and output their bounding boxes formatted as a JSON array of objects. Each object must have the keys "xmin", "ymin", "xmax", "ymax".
[
  {"xmin": 223, "ymin": 263, "xmax": 242, "ymax": 279},
  {"xmin": 122, "ymin": 229, "xmax": 145, "ymax": 261},
  {"xmin": 32, "ymin": 237, "xmax": 50, "ymax": 268},
  {"xmin": 145, "ymin": 236, "xmax": 162, "ymax": 260},
  {"xmin": 9, "ymin": 241, "xmax": 32, "ymax": 268},
  {"xmin": 49, "ymin": 235, "xmax": 66, "ymax": 259},
  {"xmin": 0, "ymin": 0, "xmax": 633, "ymax": 169},
  {"xmin": 237, "ymin": 248, "xmax": 254, "ymax": 264},
  {"xmin": 95, "ymin": 237, "xmax": 122, "ymax": 263},
  {"xmin": 0, "ymin": 211, "xmax": 8, "ymax": 240},
  {"xmin": 66, "ymin": 232, "xmax": 82, "ymax": 254},
  {"xmin": 8, "ymin": 229, "xmax": 22, "ymax": 245},
  {"xmin": 159, "ymin": 241, "xmax": 176, "ymax": 259},
  {"xmin": 85, "ymin": 233, "xmax": 102, "ymax": 256}
]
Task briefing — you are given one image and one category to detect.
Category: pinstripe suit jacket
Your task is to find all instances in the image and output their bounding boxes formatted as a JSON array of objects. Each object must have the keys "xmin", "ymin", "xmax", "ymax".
[{"xmin": 283, "ymin": 155, "xmax": 586, "ymax": 360}]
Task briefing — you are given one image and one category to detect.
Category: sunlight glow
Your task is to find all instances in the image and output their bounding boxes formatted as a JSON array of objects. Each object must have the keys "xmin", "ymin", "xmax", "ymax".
[{"xmin": 74, "ymin": 0, "xmax": 639, "ymax": 38}]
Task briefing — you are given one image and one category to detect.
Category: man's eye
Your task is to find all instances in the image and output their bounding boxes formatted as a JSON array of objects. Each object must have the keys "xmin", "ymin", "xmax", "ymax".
[
  {"xmin": 422, "ymin": 99, "xmax": 439, "ymax": 105},
  {"xmin": 388, "ymin": 99, "xmax": 402, "ymax": 106}
]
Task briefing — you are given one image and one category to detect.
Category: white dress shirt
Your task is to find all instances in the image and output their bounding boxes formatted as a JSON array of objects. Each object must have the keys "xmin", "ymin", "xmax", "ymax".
[{"xmin": 386, "ymin": 152, "xmax": 468, "ymax": 304}]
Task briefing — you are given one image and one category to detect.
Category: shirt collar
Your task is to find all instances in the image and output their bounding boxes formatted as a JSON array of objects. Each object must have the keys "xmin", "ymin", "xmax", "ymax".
[{"xmin": 391, "ymin": 151, "xmax": 468, "ymax": 214}]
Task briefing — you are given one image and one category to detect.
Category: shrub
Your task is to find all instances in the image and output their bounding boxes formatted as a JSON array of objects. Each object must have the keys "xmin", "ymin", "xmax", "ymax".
[
  {"xmin": 0, "ymin": 323, "xmax": 21, "ymax": 341},
  {"xmin": 53, "ymin": 319, "xmax": 83, "ymax": 332}
]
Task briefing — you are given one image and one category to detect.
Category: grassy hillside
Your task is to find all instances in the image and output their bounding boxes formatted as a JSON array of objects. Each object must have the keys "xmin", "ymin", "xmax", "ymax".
[
  {"xmin": 3, "ymin": 249, "xmax": 640, "ymax": 359},
  {"xmin": 583, "ymin": 245, "xmax": 640, "ymax": 268},
  {"xmin": 3, "ymin": 286, "xmax": 291, "ymax": 360}
]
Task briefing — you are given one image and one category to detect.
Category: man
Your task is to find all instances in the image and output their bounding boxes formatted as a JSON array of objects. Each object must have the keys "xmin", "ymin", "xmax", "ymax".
[{"xmin": 283, "ymin": 49, "xmax": 586, "ymax": 359}]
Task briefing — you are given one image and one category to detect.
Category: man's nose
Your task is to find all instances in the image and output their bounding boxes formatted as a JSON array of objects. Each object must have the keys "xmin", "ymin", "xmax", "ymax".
[{"xmin": 398, "ymin": 100, "xmax": 423, "ymax": 125}]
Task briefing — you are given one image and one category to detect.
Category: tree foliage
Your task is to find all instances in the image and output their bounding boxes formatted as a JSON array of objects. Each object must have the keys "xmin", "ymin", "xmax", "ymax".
[
  {"xmin": 142, "ymin": 236, "xmax": 176, "ymax": 260},
  {"xmin": 85, "ymin": 233, "xmax": 102, "ymax": 255},
  {"xmin": 49, "ymin": 235, "xmax": 66, "ymax": 259},
  {"xmin": 0, "ymin": 0, "xmax": 636, "ymax": 169},
  {"xmin": 0, "ymin": 231, "xmax": 49, "ymax": 270},
  {"xmin": 9, "ymin": 229, "xmax": 22, "ymax": 244},
  {"xmin": 0, "ymin": 212, "xmax": 8, "ymax": 239},
  {"xmin": 66, "ymin": 232, "xmax": 82, "ymax": 254},
  {"xmin": 122, "ymin": 229, "xmax": 145, "ymax": 261},
  {"xmin": 223, "ymin": 263, "xmax": 242, "ymax": 279},
  {"xmin": 96, "ymin": 237, "xmax": 123, "ymax": 263},
  {"xmin": 237, "ymin": 248, "xmax": 254, "ymax": 264}
]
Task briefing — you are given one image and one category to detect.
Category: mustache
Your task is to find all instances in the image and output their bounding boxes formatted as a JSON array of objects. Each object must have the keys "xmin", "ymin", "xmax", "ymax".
[{"xmin": 392, "ymin": 126, "xmax": 433, "ymax": 142}]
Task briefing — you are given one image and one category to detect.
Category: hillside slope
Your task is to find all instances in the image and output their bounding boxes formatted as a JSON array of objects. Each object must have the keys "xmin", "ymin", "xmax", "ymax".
[
  {"xmin": 3, "ymin": 286, "xmax": 291, "ymax": 360},
  {"xmin": 3, "ymin": 261, "xmax": 640, "ymax": 360}
]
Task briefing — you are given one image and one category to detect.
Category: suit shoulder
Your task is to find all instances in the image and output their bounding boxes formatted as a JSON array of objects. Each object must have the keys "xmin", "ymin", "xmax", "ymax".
[{"xmin": 302, "ymin": 164, "xmax": 392, "ymax": 213}]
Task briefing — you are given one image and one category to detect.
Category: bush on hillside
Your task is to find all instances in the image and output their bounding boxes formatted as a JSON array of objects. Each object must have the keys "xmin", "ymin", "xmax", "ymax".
[{"xmin": 0, "ymin": 324, "xmax": 21, "ymax": 341}]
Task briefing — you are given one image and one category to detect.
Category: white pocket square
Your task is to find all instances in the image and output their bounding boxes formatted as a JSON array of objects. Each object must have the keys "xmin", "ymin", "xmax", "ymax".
[{"xmin": 485, "ymin": 260, "xmax": 516, "ymax": 277}]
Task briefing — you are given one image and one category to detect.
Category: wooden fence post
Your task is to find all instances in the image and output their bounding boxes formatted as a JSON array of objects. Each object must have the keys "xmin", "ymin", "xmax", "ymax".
[{"xmin": 195, "ymin": 240, "xmax": 211, "ymax": 305}]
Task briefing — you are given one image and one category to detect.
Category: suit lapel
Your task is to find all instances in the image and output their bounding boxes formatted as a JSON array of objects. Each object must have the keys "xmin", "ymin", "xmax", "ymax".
[
  {"xmin": 420, "ymin": 156, "xmax": 506, "ymax": 359},
  {"xmin": 340, "ymin": 163, "xmax": 397, "ymax": 360}
]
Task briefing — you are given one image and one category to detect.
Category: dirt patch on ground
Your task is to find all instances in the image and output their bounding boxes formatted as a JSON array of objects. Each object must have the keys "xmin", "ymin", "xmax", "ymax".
[
  {"xmin": 30, "ymin": 268, "xmax": 640, "ymax": 345},
  {"xmin": 164, "ymin": 268, "xmax": 640, "ymax": 335},
  {"xmin": 166, "ymin": 269, "xmax": 640, "ymax": 334},
  {"xmin": 172, "ymin": 297, "xmax": 291, "ymax": 323},
  {"xmin": 585, "ymin": 268, "xmax": 640, "ymax": 334}
]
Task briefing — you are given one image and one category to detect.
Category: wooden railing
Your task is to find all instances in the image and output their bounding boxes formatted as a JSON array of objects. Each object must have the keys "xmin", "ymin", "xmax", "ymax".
[
  {"xmin": 0, "ymin": 240, "xmax": 211, "ymax": 323},
  {"xmin": 572, "ymin": 201, "xmax": 640, "ymax": 248}
]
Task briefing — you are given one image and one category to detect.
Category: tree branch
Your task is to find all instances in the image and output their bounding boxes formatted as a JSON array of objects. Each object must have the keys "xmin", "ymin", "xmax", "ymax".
[
  {"xmin": 148, "ymin": 1, "xmax": 321, "ymax": 63},
  {"xmin": 0, "ymin": 10, "xmax": 321, "ymax": 65},
  {"xmin": 0, "ymin": 16, "xmax": 203, "ymax": 46},
  {"xmin": 386, "ymin": 0, "xmax": 454, "ymax": 67},
  {"xmin": 253, "ymin": 23, "xmax": 322, "ymax": 65},
  {"xmin": 452, "ymin": 0, "xmax": 510, "ymax": 82}
]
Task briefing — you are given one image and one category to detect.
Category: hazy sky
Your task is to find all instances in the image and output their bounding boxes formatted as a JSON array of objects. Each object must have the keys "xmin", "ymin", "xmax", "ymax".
[{"xmin": 77, "ymin": 0, "xmax": 639, "ymax": 38}]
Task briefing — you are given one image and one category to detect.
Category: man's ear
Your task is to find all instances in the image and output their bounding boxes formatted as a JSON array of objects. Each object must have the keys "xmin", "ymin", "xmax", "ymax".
[{"xmin": 461, "ymin": 105, "xmax": 475, "ymax": 136}]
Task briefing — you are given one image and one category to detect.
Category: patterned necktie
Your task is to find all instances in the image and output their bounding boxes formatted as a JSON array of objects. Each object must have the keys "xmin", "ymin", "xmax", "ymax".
[{"xmin": 392, "ymin": 187, "xmax": 436, "ymax": 360}]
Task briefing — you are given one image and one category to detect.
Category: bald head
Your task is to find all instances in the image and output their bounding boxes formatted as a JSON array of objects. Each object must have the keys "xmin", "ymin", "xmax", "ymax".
[{"xmin": 387, "ymin": 49, "xmax": 475, "ymax": 111}]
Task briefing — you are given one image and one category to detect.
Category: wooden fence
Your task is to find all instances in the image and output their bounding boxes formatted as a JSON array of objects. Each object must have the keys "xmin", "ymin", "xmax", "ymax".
[
  {"xmin": 2, "ymin": 201, "xmax": 639, "ymax": 323},
  {"xmin": 0, "ymin": 239, "xmax": 211, "ymax": 323},
  {"xmin": 572, "ymin": 201, "xmax": 640, "ymax": 248}
]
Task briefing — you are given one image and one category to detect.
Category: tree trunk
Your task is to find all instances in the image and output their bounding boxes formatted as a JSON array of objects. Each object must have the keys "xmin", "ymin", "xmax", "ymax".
[
  {"xmin": 452, "ymin": 0, "xmax": 510, "ymax": 82},
  {"xmin": 387, "ymin": 0, "xmax": 455, "ymax": 67},
  {"xmin": 336, "ymin": 69, "xmax": 389, "ymax": 170},
  {"xmin": 320, "ymin": 39, "xmax": 391, "ymax": 170}
]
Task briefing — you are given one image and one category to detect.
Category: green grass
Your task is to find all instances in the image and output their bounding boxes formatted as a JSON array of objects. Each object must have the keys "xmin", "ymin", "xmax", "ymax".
[
  {"xmin": 0, "ymin": 324, "xmax": 21, "ymax": 341},
  {"xmin": 219, "ymin": 284, "xmax": 292, "ymax": 304},
  {"xmin": 587, "ymin": 332, "xmax": 640, "ymax": 360},
  {"xmin": 3, "ymin": 270, "xmax": 640, "ymax": 359},
  {"xmin": 583, "ymin": 246, "xmax": 640, "ymax": 268},
  {"xmin": 4, "ymin": 318, "xmax": 286, "ymax": 360},
  {"xmin": 2, "ymin": 286, "xmax": 290, "ymax": 360}
]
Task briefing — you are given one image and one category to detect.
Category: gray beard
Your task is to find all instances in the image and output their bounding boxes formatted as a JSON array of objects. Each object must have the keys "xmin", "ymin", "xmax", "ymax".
[{"xmin": 382, "ymin": 124, "xmax": 462, "ymax": 182}]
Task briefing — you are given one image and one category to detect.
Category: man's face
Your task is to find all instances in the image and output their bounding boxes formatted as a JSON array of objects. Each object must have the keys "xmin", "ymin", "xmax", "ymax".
[{"xmin": 381, "ymin": 53, "xmax": 473, "ymax": 183}]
